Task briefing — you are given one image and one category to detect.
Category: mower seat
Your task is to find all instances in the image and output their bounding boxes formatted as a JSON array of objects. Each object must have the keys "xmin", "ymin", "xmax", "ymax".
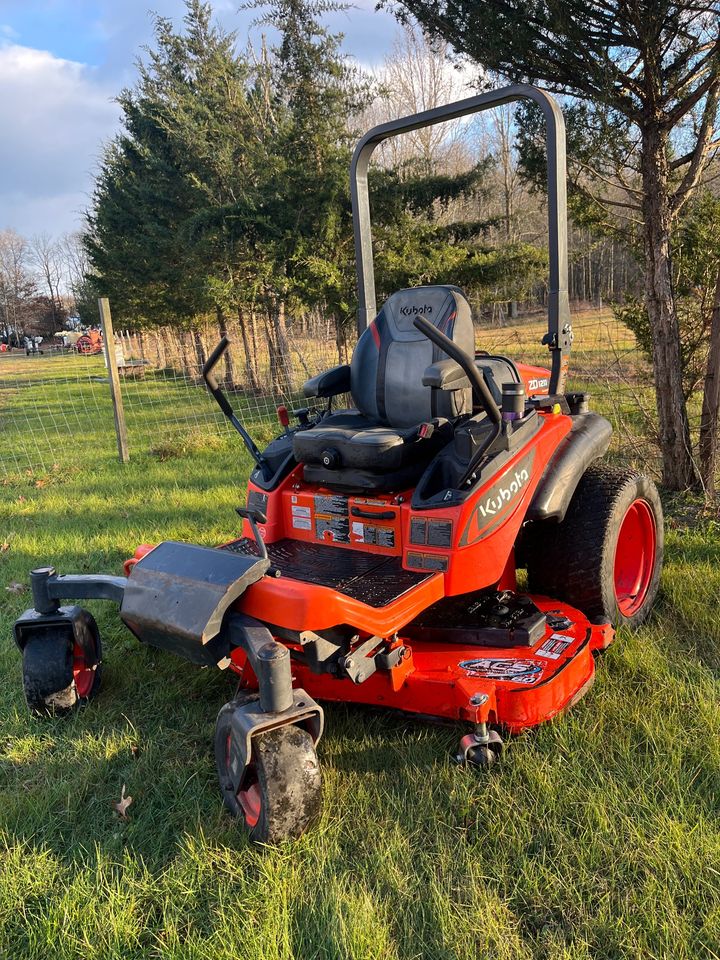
[{"xmin": 294, "ymin": 285, "xmax": 474, "ymax": 491}]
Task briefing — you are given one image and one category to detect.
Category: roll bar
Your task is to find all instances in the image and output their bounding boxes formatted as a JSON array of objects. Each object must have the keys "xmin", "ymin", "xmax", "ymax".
[{"xmin": 350, "ymin": 83, "xmax": 572, "ymax": 395}]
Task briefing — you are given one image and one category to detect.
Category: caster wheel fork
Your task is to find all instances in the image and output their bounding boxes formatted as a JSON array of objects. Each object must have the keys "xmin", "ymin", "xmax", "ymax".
[
  {"xmin": 455, "ymin": 723, "xmax": 503, "ymax": 769},
  {"xmin": 215, "ymin": 692, "xmax": 323, "ymax": 844}
]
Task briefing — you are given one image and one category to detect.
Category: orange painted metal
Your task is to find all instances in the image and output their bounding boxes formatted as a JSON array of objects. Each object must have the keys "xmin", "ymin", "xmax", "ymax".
[
  {"xmin": 123, "ymin": 544, "xmax": 155, "ymax": 576},
  {"xmin": 228, "ymin": 597, "xmax": 612, "ymax": 733},
  {"xmin": 240, "ymin": 568, "xmax": 445, "ymax": 636},
  {"xmin": 515, "ymin": 362, "xmax": 551, "ymax": 396},
  {"xmin": 124, "ymin": 405, "xmax": 608, "ymax": 733}
]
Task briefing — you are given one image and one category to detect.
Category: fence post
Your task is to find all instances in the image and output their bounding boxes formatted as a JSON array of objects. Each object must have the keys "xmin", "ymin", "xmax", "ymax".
[{"xmin": 98, "ymin": 297, "xmax": 130, "ymax": 463}]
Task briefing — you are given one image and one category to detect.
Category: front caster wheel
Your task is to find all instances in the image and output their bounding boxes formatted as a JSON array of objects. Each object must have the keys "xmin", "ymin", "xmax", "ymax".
[
  {"xmin": 215, "ymin": 701, "xmax": 322, "ymax": 844},
  {"xmin": 456, "ymin": 728, "xmax": 503, "ymax": 768},
  {"xmin": 22, "ymin": 614, "xmax": 103, "ymax": 715}
]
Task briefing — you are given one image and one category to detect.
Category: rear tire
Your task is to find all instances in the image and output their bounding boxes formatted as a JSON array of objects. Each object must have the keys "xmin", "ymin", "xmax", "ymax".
[
  {"xmin": 215, "ymin": 700, "xmax": 322, "ymax": 844},
  {"xmin": 525, "ymin": 465, "xmax": 663, "ymax": 627}
]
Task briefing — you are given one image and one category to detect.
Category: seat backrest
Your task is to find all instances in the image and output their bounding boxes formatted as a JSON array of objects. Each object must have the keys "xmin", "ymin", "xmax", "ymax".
[{"xmin": 351, "ymin": 285, "xmax": 474, "ymax": 429}]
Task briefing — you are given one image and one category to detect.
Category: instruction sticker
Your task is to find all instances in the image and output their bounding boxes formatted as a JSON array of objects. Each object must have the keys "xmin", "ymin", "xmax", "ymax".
[
  {"xmin": 314, "ymin": 494, "xmax": 348, "ymax": 516},
  {"xmin": 535, "ymin": 634, "xmax": 573, "ymax": 661},
  {"xmin": 315, "ymin": 516, "xmax": 350, "ymax": 542},
  {"xmin": 458, "ymin": 658, "xmax": 543, "ymax": 685},
  {"xmin": 292, "ymin": 516, "xmax": 312, "ymax": 530},
  {"xmin": 291, "ymin": 505, "xmax": 311, "ymax": 518}
]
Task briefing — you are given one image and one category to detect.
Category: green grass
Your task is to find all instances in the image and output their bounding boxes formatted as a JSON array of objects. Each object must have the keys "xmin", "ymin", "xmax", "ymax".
[{"xmin": 1, "ymin": 314, "xmax": 719, "ymax": 958}]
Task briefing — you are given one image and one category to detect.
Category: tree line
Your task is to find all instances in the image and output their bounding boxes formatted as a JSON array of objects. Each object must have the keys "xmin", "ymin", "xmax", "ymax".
[
  {"xmin": 78, "ymin": 1, "xmax": 572, "ymax": 388},
  {"xmin": 0, "ymin": 230, "xmax": 90, "ymax": 346},
  {"xmin": 393, "ymin": 0, "xmax": 720, "ymax": 492}
]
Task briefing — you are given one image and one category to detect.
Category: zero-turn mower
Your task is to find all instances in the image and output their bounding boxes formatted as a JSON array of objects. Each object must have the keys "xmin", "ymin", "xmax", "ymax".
[{"xmin": 13, "ymin": 85, "xmax": 663, "ymax": 843}]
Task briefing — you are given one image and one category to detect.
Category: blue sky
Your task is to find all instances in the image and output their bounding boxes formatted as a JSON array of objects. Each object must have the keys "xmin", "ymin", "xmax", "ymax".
[{"xmin": 0, "ymin": 0, "xmax": 400, "ymax": 237}]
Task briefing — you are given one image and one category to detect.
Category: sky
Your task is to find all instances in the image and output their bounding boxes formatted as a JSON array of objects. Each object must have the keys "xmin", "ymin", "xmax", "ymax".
[{"xmin": 0, "ymin": 0, "xmax": 401, "ymax": 238}]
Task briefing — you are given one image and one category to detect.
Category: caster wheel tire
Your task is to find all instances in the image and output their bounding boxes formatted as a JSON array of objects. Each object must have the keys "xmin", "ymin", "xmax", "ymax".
[
  {"xmin": 215, "ymin": 700, "xmax": 322, "ymax": 844},
  {"xmin": 22, "ymin": 615, "xmax": 102, "ymax": 715},
  {"xmin": 457, "ymin": 729, "xmax": 503, "ymax": 768},
  {"xmin": 525, "ymin": 465, "xmax": 663, "ymax": 627}
]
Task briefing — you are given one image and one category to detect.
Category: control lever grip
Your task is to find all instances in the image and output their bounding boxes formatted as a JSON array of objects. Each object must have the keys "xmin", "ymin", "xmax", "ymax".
[{"xmin": 202, "ymin": 336, "xmax": 229, "ymax": 392}]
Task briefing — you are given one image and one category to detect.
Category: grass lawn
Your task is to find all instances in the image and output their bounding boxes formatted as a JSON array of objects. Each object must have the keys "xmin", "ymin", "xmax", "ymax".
[{"xmin": 1, "ymin": 313, "xmax": 719, "ymax": 958}]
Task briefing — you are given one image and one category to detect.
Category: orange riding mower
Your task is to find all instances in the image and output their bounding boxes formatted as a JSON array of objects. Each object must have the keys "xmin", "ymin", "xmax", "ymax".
[{"xmin": 14, "ymin": 85, "xmax": 662, "ymax": 844}]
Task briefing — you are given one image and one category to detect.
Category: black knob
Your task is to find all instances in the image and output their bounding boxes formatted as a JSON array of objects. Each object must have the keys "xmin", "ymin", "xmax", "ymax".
[
  {"xmin": 321, "ymin": 448, "xmax": 341, "ymax": 469},
  {"xmin": 293, "ymin": 407, "xmax": 310, "ymax": 425}
]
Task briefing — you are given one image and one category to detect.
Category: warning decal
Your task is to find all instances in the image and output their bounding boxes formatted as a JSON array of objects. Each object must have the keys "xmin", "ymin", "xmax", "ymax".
[{"xmin": 535, "ymin": 634, "xmax": 573, "ymax": 661}]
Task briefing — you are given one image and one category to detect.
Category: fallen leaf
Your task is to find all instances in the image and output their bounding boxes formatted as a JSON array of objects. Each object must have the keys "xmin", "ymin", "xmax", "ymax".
[
  {"xmin": 5, "ymin": 582, "xmax": 25, "ymax": 594},
  {"xmin": 17, "ymin": 496, "xmax": 26, "ymax": 503},
  {"xmin": 113, "ymin": 784, "xmax": 133, "ymax": 819},
  {"xmin": 130, "ymin": 743, "xmax": 140, "ymax": 759},
  {"xmin": 1, "ymin": 542, "xmax": 9, "ymax": 553}
]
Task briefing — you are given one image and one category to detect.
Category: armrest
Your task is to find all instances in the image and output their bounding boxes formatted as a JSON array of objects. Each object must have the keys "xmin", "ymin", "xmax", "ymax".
[
  {"xmin": 303, "ymin": 364, "xmax": 351, "ymax": 399},
  {"xmin": 422, "ymin": 358, "xmax": 470, "ymax": 391}
]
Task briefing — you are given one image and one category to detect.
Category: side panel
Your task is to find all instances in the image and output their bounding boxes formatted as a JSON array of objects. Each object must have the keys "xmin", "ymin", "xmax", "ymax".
[
  {"xmin": 401, "ymin": 413, "xmax": 572, "ymax": 596},
  {"xmin": 515, "ymin": 362, "xmax": 551, "ymax": 396}
]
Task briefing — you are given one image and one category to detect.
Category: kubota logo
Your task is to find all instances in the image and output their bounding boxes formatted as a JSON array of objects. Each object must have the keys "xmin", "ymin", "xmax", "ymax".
[
  {"xmin": 477, "ymin": 468, "xmax": 529, "ymax": 518},
  {"xmin": 400, "ymin": 304, "xmax": 433, "ymax": 317},
  {"xmin": 459, "ymin": 449, "xmax": 536, "ymax": 545}
]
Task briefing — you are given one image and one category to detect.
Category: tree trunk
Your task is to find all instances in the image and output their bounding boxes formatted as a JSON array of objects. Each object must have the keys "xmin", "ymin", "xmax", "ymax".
[
  {"xmin": 215, "ymin": 305, "xmax": 237, "ymax": 387},
  {"xmin": 249, "ymin": 306, "xmax": 259, "ymax": 382},
  {"xmin": 237, "ymin": 306, "xmax": 260, "ymax": 392},
  {"xmin": 272, "ymin": 298, "xmax": 294, "ymax": 392},
  {"xmin": 264, "ymin": 301, "xmax": 281, "ymax": 395},
  {"xmin": 641, "ymin": 121, "xmax": 696, "ymax": 490},
  {"xmin": 192, "ymin": 328, "xmax": 206, "ymax": 379},
  {"xmin": 699, "ymin": 268, "xmax": 720, "ymax": 497}
]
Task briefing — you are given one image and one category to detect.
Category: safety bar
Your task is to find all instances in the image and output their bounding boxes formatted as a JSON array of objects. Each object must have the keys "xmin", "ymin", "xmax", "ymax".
[{"xmin": 350, "ymin": 83, "xmax": 571, "ymax": 395}]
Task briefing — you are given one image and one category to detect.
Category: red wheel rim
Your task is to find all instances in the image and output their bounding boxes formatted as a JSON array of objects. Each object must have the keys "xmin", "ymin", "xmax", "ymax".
[
  {"xmin": 72, "ymin": 642, "xmax": 95, "ymax": 698},
  {"xmin": 225, "ymin": 734, "xmax": 262, "ymax": 829},
  {"xmin": 613, "ymin": 499, "xmax": 656, "ymax": 617},
  {"xmin": 238, "ymin": 779, "xmax": 262, "ymax": 828}
]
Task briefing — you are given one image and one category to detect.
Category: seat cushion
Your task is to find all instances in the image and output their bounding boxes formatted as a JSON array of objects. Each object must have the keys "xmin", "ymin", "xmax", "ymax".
[{"xmin": 293, "ymin": 410, "xmax": 442, "ymax": 472}]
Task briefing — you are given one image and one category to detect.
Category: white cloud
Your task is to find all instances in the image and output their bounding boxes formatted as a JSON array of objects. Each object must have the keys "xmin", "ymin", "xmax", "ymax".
[{"xmin": 0, "ymin": 42, "xmax": 119, "ymax": 236}]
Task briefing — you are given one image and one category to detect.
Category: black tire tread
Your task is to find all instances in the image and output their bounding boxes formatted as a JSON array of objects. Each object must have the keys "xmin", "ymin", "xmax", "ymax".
[
  {"xmin": 215, "ymin": 701, "xmax": 322, "ymax": 844},
  {"xmin": 22, "ymin": 629, "xmax": 76, "ymax": 714},
  {"xmin": 252, "ymin": 725, "xmax": 322, "ymax": 844},
  {"xmin": 22, "ymin": 617, "xmax": 102, "ymax": 715}
]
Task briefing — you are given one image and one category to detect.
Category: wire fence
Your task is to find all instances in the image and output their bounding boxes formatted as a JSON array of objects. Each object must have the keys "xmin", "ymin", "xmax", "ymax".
[{"xmin": 0, "ymin": 303, "xmax": 659, "ymax": 482}]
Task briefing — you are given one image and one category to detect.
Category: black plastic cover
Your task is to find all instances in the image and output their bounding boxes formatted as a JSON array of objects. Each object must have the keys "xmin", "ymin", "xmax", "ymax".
[
  {"xmin": 527, "ymin": 413, "xmax": 612, "ymax": 522},
  {"xmin": 303, "ymin": 364, "xmax": 351, "ymax": 399},
  {"xmin": 120, "ymin": 541, "xmax": 269, "ymax": 666}
]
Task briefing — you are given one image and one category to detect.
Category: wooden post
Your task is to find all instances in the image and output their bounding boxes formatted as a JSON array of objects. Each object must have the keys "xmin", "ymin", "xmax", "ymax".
[{"xmin": 98, "ymin": 297, "xmax": 129, "ymax": 463}]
